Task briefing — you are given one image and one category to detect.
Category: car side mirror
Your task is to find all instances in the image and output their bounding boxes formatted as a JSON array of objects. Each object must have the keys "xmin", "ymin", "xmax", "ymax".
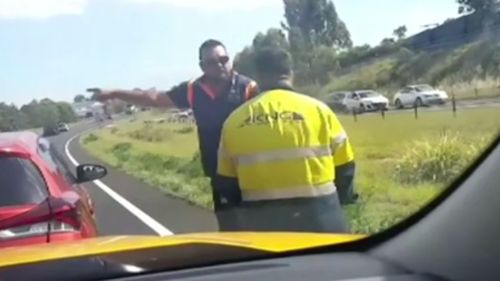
[{"xmin": 76, "ymin": 164, "xmax": 107, "ymax": 183}]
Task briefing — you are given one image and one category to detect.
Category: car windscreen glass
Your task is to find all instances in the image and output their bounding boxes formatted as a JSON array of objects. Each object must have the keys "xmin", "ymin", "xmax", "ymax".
[
  {"xmin": 415, "ymin": 85, "xmax": 434, "ymax": 92},
  {"xmin": 358, "ymin": 92, "xmax": 378, "ymax": 98},
  {"xmin": 0, "ymin": 157, "xmax": 48, "ymax": 207}
]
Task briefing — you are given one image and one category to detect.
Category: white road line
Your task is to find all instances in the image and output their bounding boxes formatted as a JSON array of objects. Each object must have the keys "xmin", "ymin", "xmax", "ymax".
[{"xmin": 65, "ymin": 130, "xmax": 173, "ymax": 236}]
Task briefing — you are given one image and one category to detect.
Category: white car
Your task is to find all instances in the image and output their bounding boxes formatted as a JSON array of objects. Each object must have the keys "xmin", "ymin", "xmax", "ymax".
[
  {"xmin": 344, "ymin": 90, "xmax": 389, "ymax": 113},
  {"xmin": 174, "ymin": 109, "xmax": 193, "ymax": 119},
  {"xmin": 393, "ymin": 84, "xmax": 448, "ymax": 109},
  {"xmin": 324, "ymin": 91, "xmax": 350, "ymax": 113},
  {"xmin": 57, "ymin": 122, "xmax": 69, "ymax": 132}
]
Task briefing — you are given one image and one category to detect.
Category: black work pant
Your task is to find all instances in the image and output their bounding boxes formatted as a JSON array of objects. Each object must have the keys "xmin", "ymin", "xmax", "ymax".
[
  {"xmin": 236, "ymin": 193, "xmax": 349, "ymax": 233},
  {"xmin": 210, "ymin": 176, "xmax": 242, "ymax": 231}
]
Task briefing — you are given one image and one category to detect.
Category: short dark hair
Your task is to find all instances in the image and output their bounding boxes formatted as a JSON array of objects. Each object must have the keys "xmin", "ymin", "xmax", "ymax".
[
  {"xmin": 199, "ymin": 39, "xmax": 226, "ymax": 60},
  {"xmin": 254, "ymin": 47, "xmax": 293, "ymax": 77}
]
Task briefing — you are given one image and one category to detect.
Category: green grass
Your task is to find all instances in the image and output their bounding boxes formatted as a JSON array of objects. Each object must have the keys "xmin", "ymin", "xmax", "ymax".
[
  {"xmin": 82, "ymin": 108, "xmax": 500, "ymax": 234},
  {"xmin": 320, "ymin": 59, "xmax": 397, "ymax": 97},
  {"xmin": 318, "ymin": 42, "xmax": 500, "ymax": 101},
  {"xmin": 84, "ymin": 116, "xmax": 199, "ymax": 159}
]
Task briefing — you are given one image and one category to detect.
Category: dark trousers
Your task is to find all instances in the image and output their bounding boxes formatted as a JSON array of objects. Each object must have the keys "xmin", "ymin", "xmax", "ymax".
[
  {"xmin": 211, "ymin": 175, "xmax": 349, "ymax": 233},
  {"xmin": 210, "ymin": 176, "xmax": 242, "ymax": 231},
  {"xmin": 236, "ymin": 193, "xmax": 349, "ymax": 233}
]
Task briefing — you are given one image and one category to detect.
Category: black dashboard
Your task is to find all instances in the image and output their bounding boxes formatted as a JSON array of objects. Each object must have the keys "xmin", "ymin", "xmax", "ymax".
[
  {"xmin": 111, "ymin": 252, "xmax": 448, "ymax": 281},
  {"xmin": 0, "ymin": 241, "xmax": 451, "ymax": 281}
]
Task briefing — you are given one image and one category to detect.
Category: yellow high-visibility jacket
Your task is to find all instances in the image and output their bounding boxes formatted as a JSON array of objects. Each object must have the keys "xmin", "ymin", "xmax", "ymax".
[{"xmin": 218, "ymin": 88, "xmax": 354, "ymax": 202}]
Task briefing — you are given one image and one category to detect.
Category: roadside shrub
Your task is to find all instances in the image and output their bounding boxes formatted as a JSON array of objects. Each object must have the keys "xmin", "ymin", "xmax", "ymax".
[
  {"xmin": 192, "ymin": 151, "xmax": 201, "ymax": 161},
  {"xmin": 128, "ymin": 126, "xmax": 172, "ymax": 142},
  {"xmin": 133, "ymin": 153, "xmax": 187, "ymax": 172},
  {"xmin": 395, "ymin": 132, "xmax": 487, "ymax": 185},
  {"xmin": 111, "ymin": 142, "xmax": 132, "ymax": 162},
  {"xmin": 177, "ymin": 154, "xmax": 204, "ymax": 178},
  {"xmin": 174, "ymin": 126, "xmax": 194, "ymax": 134},
  {"xmin": 82, "ymin": 133, "xmax": 98, "ymax": 144}
]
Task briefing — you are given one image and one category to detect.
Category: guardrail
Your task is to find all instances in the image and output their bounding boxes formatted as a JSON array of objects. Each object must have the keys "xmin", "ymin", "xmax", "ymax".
[{"xmin": 348, "ymin": 94, "xmax": 461, "ymax": 122}]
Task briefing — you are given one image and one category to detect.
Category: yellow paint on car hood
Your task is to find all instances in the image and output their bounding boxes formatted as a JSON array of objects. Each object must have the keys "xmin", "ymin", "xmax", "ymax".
[{"xmin": 0, "ymin": 232, "xmax": 364, "ymax": 268}]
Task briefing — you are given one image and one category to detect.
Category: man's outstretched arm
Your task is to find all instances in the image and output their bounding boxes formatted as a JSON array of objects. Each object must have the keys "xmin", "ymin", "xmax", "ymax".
[
  {"xmin": 87, "ymin": 88, "xmax": 175, "ymax": 108},
  {"xmin": 87, "ymin": 86, "xmax": 184, "ymax": 108}
]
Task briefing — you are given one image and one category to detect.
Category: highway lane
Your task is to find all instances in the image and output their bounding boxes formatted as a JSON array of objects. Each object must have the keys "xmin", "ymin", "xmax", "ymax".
[{"xmin": 48, "ymin": 121, "xmax": 217, "ymax": 236}]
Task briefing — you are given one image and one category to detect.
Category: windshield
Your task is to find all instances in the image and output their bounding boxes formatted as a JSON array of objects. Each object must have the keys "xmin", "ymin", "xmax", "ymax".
[
  {"xmin": 415, "ymin": 85, "xmax": 435, "ymax": 92},
  {"xmin": 358, "ymin": 92, "xmax": 379, "ymax": 98},
  {"xmin": 1, "ymin": 0, "xmax": 500, "ymax": 277}
]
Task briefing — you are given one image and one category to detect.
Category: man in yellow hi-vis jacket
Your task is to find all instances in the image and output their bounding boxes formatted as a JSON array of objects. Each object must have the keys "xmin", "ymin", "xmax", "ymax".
[{"xmin": 217, "ymin": 47, "xmax": 355, "ymax": 233}]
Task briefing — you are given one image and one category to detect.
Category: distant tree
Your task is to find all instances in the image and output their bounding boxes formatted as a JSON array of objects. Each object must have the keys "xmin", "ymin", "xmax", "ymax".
[
  {"xmin": 310, "ymin": 46, "xmax": 339, "ymax": 84},
  {"xmin": 38, "ymin": 99, "xmax": 60, "ymax": 128},
  {"xmin": 280, "ymin": 0, "xmax": 351, "ymax": 84},
  {"xmin": 337, "ymin": 44, "xmax": 372, "ymax": 68},
  {"xmin": 282, "ymin": 0, "xmax": 352, "ymax": 49},
  {"xmin": 234, "ymin": 47, "xmax": 256, "ymax": 78},
  {"xmin": 20, "ymin": 99, "xmax": 60, "ymax": 128},
  {"xmin": 0, "ymin": 103, "xmax": 30, "ymax": 132},
  {"xmin": 457, "ymin": 0, "xmax": 496, "ymax": 14},
  {"xmin": 56, "ymin": 102, "xmax": 77, "ymax": 123},
  {"xmin": 380, "ymin": 37, "xmax": 396, "ymax": 46},
  {"xmin": 20, "ymin": 100, "xmax": 41, "ymax": 128},
  {"xmin": 234, "ymin": 28, "xmax": 290, "ymax": 78},
  {"xmin": 253, "ymin": 28, "xmax": 289, "ymax": 49},
  {"xmin": 73, "ymin": 94, "xmax": 87, "ymax": 103},
  {"xmin": 393, "ymin": 25, "xmax": 408, "ymax": 41}
]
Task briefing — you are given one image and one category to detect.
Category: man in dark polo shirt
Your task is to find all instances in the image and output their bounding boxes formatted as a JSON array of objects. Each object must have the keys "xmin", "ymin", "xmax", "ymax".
[{"xmin": 88, "ymin": 39, "xmax": 259, "ymax": 231}]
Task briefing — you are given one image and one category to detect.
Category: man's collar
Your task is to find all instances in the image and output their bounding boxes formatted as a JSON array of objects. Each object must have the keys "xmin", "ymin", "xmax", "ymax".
[
  {"xmin": 261, "ymin": 80, "xmax": 294, "ymax": 92},
  {"xmin": 199, "ymin": 71, "xmax": 237, "ymax": 86}
]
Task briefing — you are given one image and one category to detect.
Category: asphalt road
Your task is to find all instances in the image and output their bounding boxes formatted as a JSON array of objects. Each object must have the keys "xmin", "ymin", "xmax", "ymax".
[{"xmin": 48, "ymin": 121, "xmax": 217, "ymax": 236}]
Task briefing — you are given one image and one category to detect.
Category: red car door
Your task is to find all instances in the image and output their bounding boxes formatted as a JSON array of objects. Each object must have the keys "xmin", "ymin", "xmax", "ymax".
[{"xmin": 36, "ymin": 139, "xmax": 98, "ymax": 237}]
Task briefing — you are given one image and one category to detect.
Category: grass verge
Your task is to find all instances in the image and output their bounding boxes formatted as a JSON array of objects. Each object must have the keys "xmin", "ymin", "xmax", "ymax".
[{"xmin": 82, "ymin": 108, "xmax": 500, "ymax": 234}]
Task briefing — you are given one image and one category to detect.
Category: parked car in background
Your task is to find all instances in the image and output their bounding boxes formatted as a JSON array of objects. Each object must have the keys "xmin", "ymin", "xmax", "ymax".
[
  {"xmin": 125, "ymin": 104, "xmax": 137, "ymax": 115},
  {"xmin": 0, "ymin": 132, "xmax": 107, "ymax": 248},
  {"xmin": 324, "ymin": 91, "xmax": 349, "ymax": 113},
  {"xmin": 393, "ymin": 84, "xmax": 448, "ymax": 109},
  {"xmin": 57, "ymin": 122, "xmax": 69, "ymax": 132},
  {"xmin": 344, "ymin": 90, "xmax": 389, "ymax": 113}
]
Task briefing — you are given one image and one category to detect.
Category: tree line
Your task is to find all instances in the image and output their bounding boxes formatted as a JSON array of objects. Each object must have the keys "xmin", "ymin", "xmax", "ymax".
[
  {"xmin": 0, "ymin": 99, "xmax": 77, "ymax": 132},
  {"xmin": 234, "ymin": 0, "xmax": 495, "ymax": 90},
  {"xmin": 1, "ymin": 0, "xmax": 493, "ymax": 133}
]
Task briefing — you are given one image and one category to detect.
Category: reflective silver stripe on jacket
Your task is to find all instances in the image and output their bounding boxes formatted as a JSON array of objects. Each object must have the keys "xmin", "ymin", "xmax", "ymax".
[
  {"xmin": 236, "ymin": 146, "xmax": 333, "ymax": 166},
  {"xmin": 331, "ymin": 131, "xmax": 347, "ymax": 154},
  {"xmin": 242, "ymin": 182, "xmax": 337, "ymax": 201}
]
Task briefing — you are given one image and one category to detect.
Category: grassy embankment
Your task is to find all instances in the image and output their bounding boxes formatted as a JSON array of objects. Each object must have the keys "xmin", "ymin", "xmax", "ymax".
[
  {"xmin": 314, "ymin": 41, "xmax": 500, "ymax": 101},
  {"xmin": 82, "ymin": 108, "xmax": 500, "ymax": 234}
]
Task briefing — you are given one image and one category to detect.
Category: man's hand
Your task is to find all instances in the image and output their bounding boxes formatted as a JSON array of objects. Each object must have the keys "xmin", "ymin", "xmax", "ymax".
[{"xmin": 86, "ymin": 88, "xmax": 115, "ymax": 102}]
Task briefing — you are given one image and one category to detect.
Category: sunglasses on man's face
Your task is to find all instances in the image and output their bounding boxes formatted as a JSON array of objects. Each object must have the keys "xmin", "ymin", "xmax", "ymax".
[{"xmin": 201, "ymin": 56, "xmax": 230, "ymax": 67}]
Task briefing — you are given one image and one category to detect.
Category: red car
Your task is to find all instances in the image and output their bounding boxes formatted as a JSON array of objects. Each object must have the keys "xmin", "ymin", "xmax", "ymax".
[{"xmin": 0, "ymin": 132, "xmax": 107, "ymax": 248}]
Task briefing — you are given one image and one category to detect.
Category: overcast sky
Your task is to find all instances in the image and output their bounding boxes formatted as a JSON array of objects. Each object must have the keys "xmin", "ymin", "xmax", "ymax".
[{"xmin": 0, "ymin": 0, "xmax": 459, "ymax": 106}]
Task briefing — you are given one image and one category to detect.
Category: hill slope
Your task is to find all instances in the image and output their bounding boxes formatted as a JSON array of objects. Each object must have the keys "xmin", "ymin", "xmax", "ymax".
[{"xmin": 318, "ymin": 13, "xmax": 500, "ymax": 100}]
